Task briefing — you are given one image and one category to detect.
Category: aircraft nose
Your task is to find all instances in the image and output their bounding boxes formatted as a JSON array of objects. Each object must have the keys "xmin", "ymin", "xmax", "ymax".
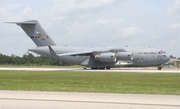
[
  {"xmin": 166, "ymin": 55, "xmax": 170, "ymax": 62},
  {"xmin": 163, "ymin": 55, "xmax": 170, "ymax": 65}
]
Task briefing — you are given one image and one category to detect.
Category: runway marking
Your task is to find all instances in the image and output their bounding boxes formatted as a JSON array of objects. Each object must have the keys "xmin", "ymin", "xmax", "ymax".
[{"xmin": 1, "ymin": 97, "xmax": 180, "ymax": 108}]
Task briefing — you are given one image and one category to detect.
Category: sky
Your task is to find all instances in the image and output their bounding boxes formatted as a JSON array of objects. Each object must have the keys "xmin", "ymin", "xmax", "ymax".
[{"xmin": 0, "ymin": 0, "xmax": 180, "ymax": 57}]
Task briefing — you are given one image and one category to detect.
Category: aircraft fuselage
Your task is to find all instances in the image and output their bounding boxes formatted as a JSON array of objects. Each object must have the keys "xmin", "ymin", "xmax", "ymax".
[{"xmin": 29, "ymin": 46, "xmax": 170, "ymax": 69}]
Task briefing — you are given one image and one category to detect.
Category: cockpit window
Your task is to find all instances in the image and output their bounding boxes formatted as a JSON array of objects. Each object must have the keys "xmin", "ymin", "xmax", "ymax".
[
  {"xmin": 158, "ymin": 51, "xmax": 166, "ymax": 54},
  {"xmin": 162, "ymin": 51, "xmax": 166, "ymax": 54},
  {"xmin": 158, "ymin": 50, "xmax": 166, "ymax": 54},
  {"xmin": 163, "ymin": 55, "xmax": 166, "ymax": 57}
]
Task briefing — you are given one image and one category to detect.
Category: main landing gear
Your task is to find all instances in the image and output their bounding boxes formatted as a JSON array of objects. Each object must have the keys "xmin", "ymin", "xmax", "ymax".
[
  {"xmin": 91, "ymin": 67, "xmax": 111, "ymax": 70},
  {"xmin": 158, "ymin": 66, "xmax": 162, "ymax": 70}
]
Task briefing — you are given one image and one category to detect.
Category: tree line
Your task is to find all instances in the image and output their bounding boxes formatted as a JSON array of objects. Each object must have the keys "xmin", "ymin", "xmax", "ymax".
[
  {"xmin": 0, "ymin": 53, "xmax": 71, "ymax": 66},
  {"xmin": 0, "ymin": 53, "xmax": 177, "ymax": 66}
]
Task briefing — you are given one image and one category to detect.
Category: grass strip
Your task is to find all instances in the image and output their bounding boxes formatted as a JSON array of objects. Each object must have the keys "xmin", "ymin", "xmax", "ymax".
[{"xmin": 0, "ymin": 70, "xmax": 179, "ymax": 95}]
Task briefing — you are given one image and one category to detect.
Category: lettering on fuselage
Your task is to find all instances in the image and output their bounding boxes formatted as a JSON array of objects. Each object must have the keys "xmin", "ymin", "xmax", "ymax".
[{"xmin": 138, "ymin": 52, "xmax": 157, "ymax": 55}]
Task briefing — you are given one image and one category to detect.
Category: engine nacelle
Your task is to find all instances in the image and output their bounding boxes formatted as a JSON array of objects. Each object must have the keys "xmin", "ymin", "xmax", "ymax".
[
  {"xmin": 117, "ymin": 52, "xmax": 133, "ymax": 60},
  {"xmin": 95, "ymin": 53, "xmax": 116, "ymax": 62}
]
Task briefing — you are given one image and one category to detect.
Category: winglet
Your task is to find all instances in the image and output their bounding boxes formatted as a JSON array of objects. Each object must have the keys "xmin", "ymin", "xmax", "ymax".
[{"xmin": 48, "ymin": 46, "xmax": 56, "ymax": 56}]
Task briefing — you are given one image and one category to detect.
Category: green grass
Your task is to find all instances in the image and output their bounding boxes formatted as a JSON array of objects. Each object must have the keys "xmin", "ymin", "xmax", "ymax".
[{"xmin": 0, "ymin": 70, "xmax": 180, "ymax": 95}]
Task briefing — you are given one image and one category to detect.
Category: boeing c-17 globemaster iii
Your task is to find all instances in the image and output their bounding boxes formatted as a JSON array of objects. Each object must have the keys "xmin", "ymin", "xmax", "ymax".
[{"xmin": 7, "ymin": 20, "xmax": 170, "ymax": 70}]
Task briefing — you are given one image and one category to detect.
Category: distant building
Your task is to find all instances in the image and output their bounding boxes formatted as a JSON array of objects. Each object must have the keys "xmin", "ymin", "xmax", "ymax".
[{"xmin": 170, "ymin": 59, "xmax": 180, "ymax": 67}]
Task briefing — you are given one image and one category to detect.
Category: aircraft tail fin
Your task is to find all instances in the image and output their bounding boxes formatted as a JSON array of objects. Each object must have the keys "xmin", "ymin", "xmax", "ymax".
[{"xmin": 6, "ymin": 20, "xmax": 56, "ymax": 46}]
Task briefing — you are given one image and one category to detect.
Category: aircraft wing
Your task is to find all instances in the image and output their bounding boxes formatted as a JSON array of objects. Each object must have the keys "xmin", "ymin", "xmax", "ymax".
[
  {"xmin": 59, "ymin": 50, "xmax": 111, "ymax": 56},
  {"xmin": 48, "ymin": 46, "xmax": 127, "ymax": 57},
  {"xmin": 109, "ymin": 48, "xmax": 126, "ymax": 52},
  {"xmin": 59, "ymin": 51, "xmax": 93, "ymax": 56},
  {"xmin": 48, "ymin": 46, "xmax": 110, "ymax": 56}
]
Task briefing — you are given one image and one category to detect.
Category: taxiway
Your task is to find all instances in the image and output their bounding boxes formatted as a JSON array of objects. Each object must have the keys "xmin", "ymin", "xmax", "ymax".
[
  {"xmin": 0, "ymin": 91, "xmax": 180, "ymax": 109},
  {"xmin": 0, "ymin": 67, "xmax": 180, "ymax": 73}
]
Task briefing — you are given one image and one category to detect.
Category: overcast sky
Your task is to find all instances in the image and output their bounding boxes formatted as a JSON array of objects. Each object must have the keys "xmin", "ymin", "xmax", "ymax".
[{"xmin": 1, "ymin": 0, "xmax": 180, "ymax": 57}]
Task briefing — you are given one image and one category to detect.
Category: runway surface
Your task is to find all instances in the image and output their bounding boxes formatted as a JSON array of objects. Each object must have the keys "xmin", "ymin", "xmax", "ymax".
[
  {"xmin": 0, "ymin": 67, "xmax": 180, "ymax": 73},
  {"xmin": 0, "ymin": 90, "xmax": 179, "ymax": 109}
]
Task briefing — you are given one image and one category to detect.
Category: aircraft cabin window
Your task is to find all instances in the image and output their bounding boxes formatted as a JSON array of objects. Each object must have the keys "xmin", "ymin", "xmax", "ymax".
[{"xmin": 162, "ymin": 51, "xmax": 166, "ymax": 54}]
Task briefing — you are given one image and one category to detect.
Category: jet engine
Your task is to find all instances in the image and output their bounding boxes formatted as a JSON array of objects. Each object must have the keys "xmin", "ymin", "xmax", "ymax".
[
  {"xmin": 95, "ymin": 53, "xmax": 116, "ymax": 62},
  {"xmin": 117, "ymin": 52, "xmax": 133, "ymax": 60}
]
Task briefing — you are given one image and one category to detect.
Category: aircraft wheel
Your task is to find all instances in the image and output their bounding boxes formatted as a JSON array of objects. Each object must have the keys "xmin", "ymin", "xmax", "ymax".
[
  {"xmin": 91, "ymin": 68, "xmax": 98, "ymax": 70},
  {"xmin": 106, "ymin": 67, "xmax": 111, "ymax": 70},
  {"xmin": 99, "ymin": 68, "xmax": 105, "ymax": 70},
  {"xmin": 158, "ymin": 67, "xmax": 162, "ymax": 70}
]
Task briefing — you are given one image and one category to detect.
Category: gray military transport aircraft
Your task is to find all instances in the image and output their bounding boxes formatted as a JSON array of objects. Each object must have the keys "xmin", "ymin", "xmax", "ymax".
[{"xmin": 7, "ymin": 20, "xmax": 170, "ymax": 70}]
